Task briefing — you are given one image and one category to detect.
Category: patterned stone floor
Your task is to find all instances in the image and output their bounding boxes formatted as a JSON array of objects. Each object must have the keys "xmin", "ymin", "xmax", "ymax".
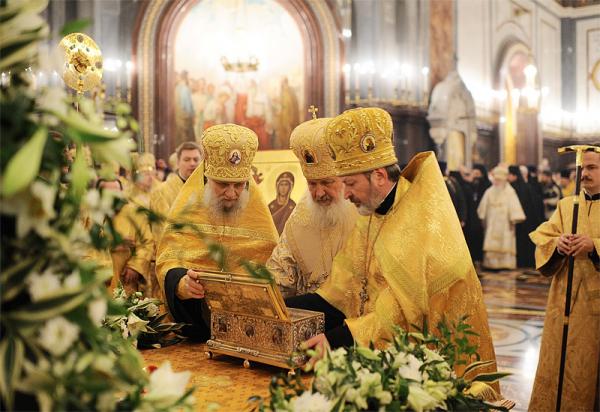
[
  {"xmin": 141, "ymin": 268, "xmax": 551, "ymax": 411},
  {"xmin": 480, "ymin": 269, "xmax": 550, "ymax": 412}
]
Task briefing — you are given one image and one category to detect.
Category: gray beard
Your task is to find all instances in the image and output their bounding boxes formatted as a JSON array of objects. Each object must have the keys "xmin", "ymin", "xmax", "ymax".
[
  {"xmin": 304, "ymin": 190, "xmax": 355, "ymax": 228},
  {"xmin": 202, "ymin": 183, "xmax": 250, "ymax": 218}
]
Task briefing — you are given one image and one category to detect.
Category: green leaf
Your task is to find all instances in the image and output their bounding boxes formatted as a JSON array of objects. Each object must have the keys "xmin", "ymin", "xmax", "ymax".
[
  {"xmin": 1, "ymin": 126, "xmax": 47, "ymax": 196},
  {"xmin": 461, "ymin": 359, "xmax": 496, "ymax": 378},
  {"xmin": 0, "ymin": 39, "xmax": 42, "ymax": 72},
  {"xmin": 0, "ymin": 335, "xmax": 25, "ymax": 410},
  {"xmin": 0, "ymin": 0, "xmax": 48, "ymax": 22},
  {"xmin": 0, "ymin": 256, "xmax": 37, "ymax": 284},
  {"xmin": 54, "ymin": 109, "xmax": 119, "ymax": 142},
  {"xmin": 59, "ymin": 19, "xmax": 91, "ymax": 37},
  {"xmin": 69, "ymin": 145, "xmax": 90, "ymax": 200},
  {"xmin": 356, "ymin": 346, "xmax": 380, "ymax": 361},
  {"xmin": 6, "ymin": 289, "xmax": 89, "ymax": 322},
  {"xmin": 470, "ymin": 371, "xmax": 512, "ymax": 383}
]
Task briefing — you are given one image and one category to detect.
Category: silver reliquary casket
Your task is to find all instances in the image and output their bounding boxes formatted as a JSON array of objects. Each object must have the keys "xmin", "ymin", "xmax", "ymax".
[{"xmin": 198, "ymin": 271, "xmax": 325, "ymax": 369}]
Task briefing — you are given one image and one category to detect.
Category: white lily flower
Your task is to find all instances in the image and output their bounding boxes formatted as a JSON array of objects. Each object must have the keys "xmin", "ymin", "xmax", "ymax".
[
  {"xmin": 290, "ymin": 391, "xmax": 332, "ymax": 412},
  {"xmin": 2, "ymin": 181, "xmax": 58, "ymax": 238},
  {"xmin": 345, "ymin": 387, "xmax": 368, "ymax": 410},
  {"xmin": 118, "ymin": 318, "xmax": 129, "ymax": 339},
  {"xmin": 407, "ymin": 383, "xmax": 443, "ymax": 412},
  {"xmin": 145, "ymin": 302, "xmax": 159, "ymax": 318},
  {"xmin": 392, "ymin": 351, "xmax": 409, "ymax": 369},
  {"xmin": 68, "ymin": 219, "xmax": 91, "ymax": 246},
  {"xmin": 96, "ymin": 391, "xmax": 116, "ymax": 412},
  {"xmin": 422, "ymin": 347, "xmax": 445, "ymax": 363},
  {"xmin": 38, "ymin": 316, "xmax": 80, "ymax": 357},
  {"xmin": 88, "ymin": 298, "xmax": 108, "ymax": 326},
  {"xmin": 141, "ymin": 361, "xmax": 191, "ymax": 409},
  {"xmin": 423, "ymin": 380, "xmax": 453, "ymax": 403},
  {"xmin": 84, "ymin": 189, "xmax": 115, "ymax": 225},
  {"xmin": 63, "ymin": 270, "xmax": 81, "ymax": 289},
  {"xmin": 37, "ymin": 86, "xmax": 68, "ymax": 119},
  {"xmin": 329, "ymin": 347, "xmax": 347, "ymax": 369},
  {"xmin": 398, "ymin": 354, "xmax": 424, "ymax": 382},
  {"xmin": 127, "ymin": 312, "xmax": 149, "ymax": 337},
  {"xmin": 26, "ymin": 269, "xmax": 61, "ymax": 301}
]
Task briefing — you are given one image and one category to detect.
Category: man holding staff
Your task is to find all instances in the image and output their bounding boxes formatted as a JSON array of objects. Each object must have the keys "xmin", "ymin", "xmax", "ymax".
[{"xmin": 529, "ymin": 145, "xmax": 600, "ymax": 411}]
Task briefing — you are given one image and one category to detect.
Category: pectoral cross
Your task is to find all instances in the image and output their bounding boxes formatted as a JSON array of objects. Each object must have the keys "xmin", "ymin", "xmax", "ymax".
[{"xmin": 308, "ymin": 105, "xmax": 318, "ymax": 120}]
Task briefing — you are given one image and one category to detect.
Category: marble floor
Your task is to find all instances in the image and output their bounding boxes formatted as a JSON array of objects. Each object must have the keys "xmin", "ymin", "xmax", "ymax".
[{"xmin": 479, "ymin": 268, "xmax": 551, "ymax": 412}]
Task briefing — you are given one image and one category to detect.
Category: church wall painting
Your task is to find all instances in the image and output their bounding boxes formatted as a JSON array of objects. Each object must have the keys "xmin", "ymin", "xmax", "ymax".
[{"xmin": 172, "ymin": 0, "xmax": 305, "ymax": 151}]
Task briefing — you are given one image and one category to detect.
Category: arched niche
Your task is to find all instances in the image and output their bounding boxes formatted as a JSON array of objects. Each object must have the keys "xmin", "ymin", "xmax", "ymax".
[
  {"xmin": 132, "ymin": 0, "xmax": 343, "ymax": 157},
  {"xmin": 494, "ymin": 40, "xmax": 541, "ymax": 166}
]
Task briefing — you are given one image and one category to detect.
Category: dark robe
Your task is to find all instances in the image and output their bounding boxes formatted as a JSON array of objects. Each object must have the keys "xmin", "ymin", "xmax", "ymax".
[
  {"xmin": 471, "ymin": 165, "xmax": 492, "ymax": 262},
  {"xmin": 164, "ymin": 268, "xmax": 211, "ymax": 341},
  {"xmin": 527, "ymin": 175, "xmax": 546, "ymax": 224},
  {"xmin": 445, "ymin": 176, "xmax": 467, "ymax": 226},
  {"xmin": 509, "ymin": 166, "xmax": 543, "ymax": 268},
  {"xmin": 284, "ymin": 184, "xmax": 397, "ymax": 348},
  {"xmin": 449, "ymin": 171, "xmax": 480, "ymax": 262}
]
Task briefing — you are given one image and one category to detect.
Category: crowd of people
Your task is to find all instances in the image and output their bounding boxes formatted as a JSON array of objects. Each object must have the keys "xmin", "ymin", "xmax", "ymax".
[{"xmin": 437, "ymin": 161, "xmax": 578, "ymax": 272}]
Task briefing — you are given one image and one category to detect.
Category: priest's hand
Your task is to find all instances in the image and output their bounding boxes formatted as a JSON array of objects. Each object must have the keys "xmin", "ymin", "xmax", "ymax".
[
  {"xmin": 569, "ymin": 234, "xmax": 595, "ymax": 256},
  {"xmin": 557, "ymin": 234, "xmax": 573, "ymax": 255},
  {"xmin": 301, "ymin": 333, "xmax": 330, "ymax": 368},
  {"xmin": 122, "ymin": 267, "xmax": 141, "ymax": 285},
  {"xmin": 176, "ymin": 269, "xmax": 205, "ymax": 300}
]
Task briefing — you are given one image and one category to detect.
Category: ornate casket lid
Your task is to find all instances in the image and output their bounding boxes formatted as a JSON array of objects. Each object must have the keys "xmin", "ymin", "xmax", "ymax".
[{"xmin": 197, "ymin": 270, "xmax": 290, "ymax": 322}]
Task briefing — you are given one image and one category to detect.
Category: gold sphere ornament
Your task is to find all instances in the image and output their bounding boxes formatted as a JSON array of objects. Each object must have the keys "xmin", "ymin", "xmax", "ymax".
[{"xmin": 58, "ymin": 32, "xmax": 103, "ymax": 93}]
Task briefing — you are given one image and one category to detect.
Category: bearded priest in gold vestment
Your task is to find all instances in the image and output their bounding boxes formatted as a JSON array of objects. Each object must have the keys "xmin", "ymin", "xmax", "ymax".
[
  {"xmin": 267, "ymin": 116, "xmax": 358, "ymax": 297},
  {"xmin": 529, "ymin": 149, "xmax": 600, "ymax": 412},
  {"xmin": 155, "ymin": 125, "xmax": 278, "ymax": 340},
  {"xmin": 285, "ymin": 107, "xmax": 498, "ymax": 383}
]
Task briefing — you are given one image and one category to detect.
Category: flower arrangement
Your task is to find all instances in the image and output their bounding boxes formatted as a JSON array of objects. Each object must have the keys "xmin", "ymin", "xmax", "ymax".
[
  {"xmin": 250, "ymin": 318, "xmax": 510, "ymax": 412},
  {"xmin": 0, "ymin": 1, "xmax": 194, "ymax": 410},
  {"xmin": 105, "ymin": 285, "xmax": 185, "ymax": 349}
]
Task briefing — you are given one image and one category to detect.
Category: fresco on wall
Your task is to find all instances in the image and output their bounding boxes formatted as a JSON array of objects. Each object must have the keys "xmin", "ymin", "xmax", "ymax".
[{"xmin": 173, "ymin": 0, "xmax": 305, "ymax": 151}]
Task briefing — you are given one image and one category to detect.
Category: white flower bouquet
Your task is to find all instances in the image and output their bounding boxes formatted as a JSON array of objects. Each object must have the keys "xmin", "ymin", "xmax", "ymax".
[
  {"xmin": 250, "ymin": 318, "xmax": 510, "ymax": 412},
  {"xmin": 0, "ymin": 2, "xmax": 195, "ymax": 410},
  {"xmin": 105, "ymin": 286, "xmax": 185, "ymax": 349}
]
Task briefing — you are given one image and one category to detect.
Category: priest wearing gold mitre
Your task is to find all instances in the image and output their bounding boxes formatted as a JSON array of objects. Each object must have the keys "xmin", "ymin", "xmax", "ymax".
[
  {"xmin": 109, "ymin": 152, "xmax": 155, "ymax": 295},
  {"xmin": 267, "ymin": 115, "xmax": 358, "ymax": 297},
  {"xmin": 155, "ymin": 124, "xmax": 278, "ymax": 340},
  {"xmin": 528, "ymin": 148, "xmax": 600, "ymax": 411},
  {"xmin": 285, "ymin": 107, "xmax": 498, "ymax": 381}
]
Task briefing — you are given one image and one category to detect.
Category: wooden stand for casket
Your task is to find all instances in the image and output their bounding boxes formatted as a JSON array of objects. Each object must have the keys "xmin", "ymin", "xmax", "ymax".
[{"xmin": 198, "ymin": 271, "xmax": 324, "ymax": 370}]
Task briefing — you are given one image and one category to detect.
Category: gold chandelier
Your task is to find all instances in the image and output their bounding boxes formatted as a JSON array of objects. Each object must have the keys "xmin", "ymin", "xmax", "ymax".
[{"xmin": 220, "ymin": 55, "xmax": 259, "ymax": 73}]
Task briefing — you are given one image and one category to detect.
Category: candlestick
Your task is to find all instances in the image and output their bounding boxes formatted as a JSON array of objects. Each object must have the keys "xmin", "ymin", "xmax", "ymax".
[
  {"xmin": 367, "ymin": 63, "xmax": 375, "ymax": 103},
  {"xmin": 343, "ymin": 64, "xmax": 350, "ymax": 106},
  {"xmin": 353, "ymin": 63, "xmax": 361, "ymax": 103},
  {"xmin": 115, "ymin": 59, "xmax": 122, "ymax": 100},
  {"xmin": 421, "ymin": 66, "xmax": 429, "ymax": 106},
  {"xmin": 126, "ymin": 61, "xmax": 134, "ymax": 103}
]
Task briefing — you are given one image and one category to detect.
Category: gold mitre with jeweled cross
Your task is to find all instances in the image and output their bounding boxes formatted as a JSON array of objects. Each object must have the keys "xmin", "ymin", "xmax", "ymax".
[
  {"xmin": 202, "ymin": 124, "xmax": 259, "ymax": 182},
  {"xmin": 131, "ymin": 152, "xmax": 156, "ymax": 173},
  {"xmin": 290, "ymin": 111, "xmax": 335, "ymax": 180},
  {"xmin": 324, "ymin": 107, "xmax": 397, "ymax": 176}
]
